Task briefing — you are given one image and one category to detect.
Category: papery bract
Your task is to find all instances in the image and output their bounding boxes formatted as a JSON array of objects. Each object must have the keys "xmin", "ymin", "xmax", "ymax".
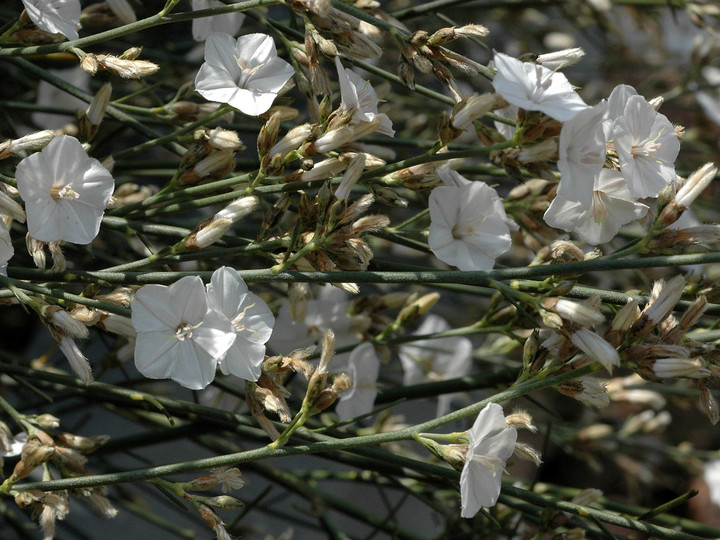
[
  {"xmin": 22, "ymin": 0, "xmax": 81, "ymax": 41},
  {"xmin": 195, "ymin": 32, "xmax": 294, "ymax": 116},
  {"xmin": 460, "ymin": 402, "xmax": 517, "ymax": 517},
  {"xmin": 131, "ymin": 276, "xmax": 236, "ymax": 390},
  {"xmin": 335, "ymin": 342, "xmax": 380, "ymax": 421},
  {"xmin": 191, "ymin": 0, "xmax": 244, "ymax": 42},
  {"xmin": 545, "ymin": 169, "xmax": 649, "ymax": 245},
  {"xmin": 206, "ymin": 266, "xmax": 274, "ymax": 382},
  {"xmin": 15, "ymin": 135, "xmax": 114, "ymax": 245},
  {"xmin": 429, "ymin": 181, "xmax": 514, "ymax": 271},
  {"xmin": 491, "ymin": 51, "xmax": 588, "ymax": 122},
  {"xmin": 613, "ymin": 94, "xmax": 680, "ymax": 199}
]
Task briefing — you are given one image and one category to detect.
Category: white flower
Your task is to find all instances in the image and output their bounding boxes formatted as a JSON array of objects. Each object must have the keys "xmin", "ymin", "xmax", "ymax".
[
  {"xmin": 428, "ymin": 181, "xmax": 514, "ymax": 271},
  {"xmin": 555, "ymin": 101, "xmax": 608, "ymax": 205},
  {"xmin": 195, "ymin": 32, "xmax": 294, "ymax": 117},
  {"xmin": 0, "ymin": 221, "xmax": 12, "ymax": 276},
  {"xmin": 335, "ymin": 342, "xmax": 380, "ymax": 421},
  {"xmin": 703, "ymin": 460, "xmax": 720, "ymax": 508},
  {"xmin": 191, "ymin": 0, "xmax": 244, "ymax": 42},
  {"xmin": 269, "ymin": 286, "xmax": 354, "ymax": 354},
  {"xmin": 15, "ymin": 135, "xmax": 114, "ymax": 245},
  {"xmin": 612, "ymin": 94, "xmax": 680, "ymax": 199},
  {"xmin": 544, "ymin": 169, "xmax": 649, "ymax": 245},
  {"xmin": 460, "ymin": 402, "xmax": 517, "ymax": 517},
  {"xmin": 491, "ymin": 51, "xmax": 588, "ymax": 122},
  {"xmin": 335, "ymin": 56, "xmax": 394, "ymax": 137},
  {"xmin": 131, "ymin": 276, "xmax": 236, "ymax": 390},
  {"xmin": 206, "ymin": 267, "xmax": 274, "ymax": 382},
  {"xmin": 398, "ymin": 315, "xmax": 472, "ymax": 417},
  {"xmin": 22, "ymin": 0, "xmax": 81, "ymax": 41}
]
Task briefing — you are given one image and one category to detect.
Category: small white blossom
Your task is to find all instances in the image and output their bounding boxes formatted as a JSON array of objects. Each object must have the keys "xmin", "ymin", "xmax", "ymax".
[
  {"xmin": 335, "ymin": 56, "xmax": 394, "ymax": 137},
  {"xmin": 131, "ymin": 276, "xmax": 236, "ymax": 390},
  {"xmin": 428, "ymin": 180, "xmax": 514, "ymax": 271},
  {"xmin": 460, "ymin": 403, "xmax": 517, "ymax": 517},
  {"xmin": 544, "ymin": 169, "xmax": 649, "ymax": 245},
  {"xmin": 269, "ymin": 286, "xmax": 356, "ymax": 360},
  {"xmin": 206, "ymin": 267, "xmax": 274, "ymax": 382},
  {"xmin": 612, "ymin": 94, "xmax": 680, "ymax": 199},
  {"xmin": 398, "ymin": 315, "xmax": 472, "ymax": 418},
  {"xmin": 191, "ymin": 0, "xmax": 245, "ymax": 42},
  {"xmin": 195, "ymin": 33, "xmax": 295, "ymax": 117},
  {"xmin": 22, "ymin": 0, "xmax": 81, "ymax": 41},
  {"xmin": 335, "ymin": 342, "xmax": 380, "ymax": 421},
  {"xmin": 491, "ymin": 51, "xmax": 588, "ymax": 122},
  {"xmin": 16, "ymin": 135, "xmax": 114, "ymax": 245}
]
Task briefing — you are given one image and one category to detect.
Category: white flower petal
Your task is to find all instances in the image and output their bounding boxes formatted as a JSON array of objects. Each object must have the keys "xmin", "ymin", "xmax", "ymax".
[
  {"xmin": 191, "ymin": 0, "xmax": 244, "ymax": 42},
  {"xmin": 195, "ymin": 32, "xmax": 294, "ymax": 117},
  {"xmin": 492, "ymin": 51, "xmax": 588, "ymax": 122},
  {"xmin": 16, "ymin": 135, "xmax": 114, "ymax": 245},
  {"xmin": 22, "ymin": 0, "xmax": 81, "ymax": 41}
]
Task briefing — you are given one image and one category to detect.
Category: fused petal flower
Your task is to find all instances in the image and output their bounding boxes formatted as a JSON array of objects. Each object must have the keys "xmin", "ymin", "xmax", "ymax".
[
  {"xmin": 195, "ymin": 32, "xmax": 294, "ymax": 117},
  {"xmin": 460, "ymin": 403, "xmax": 517, "ymax": 517},
  {"xmin": 191, "ymin": 0, "xmax": 244, "ymax": 42},
  {"xmin": 269, "ymin": 286, "xmax": 354, "ymax": 354},
  {"xmin": 335, "ymin": 56, "xmax": 394, "ymax": 137},
  {"xmin": 334, "ymin": 342, "xmax": 380, "ymax": 421},
  {"xmin": 131, "ymin": 276, "xmax": 236, "ymax": 390},
  {"xmin": 15, "ymin": 135, "xmax": 114, "ymax": 245},
  {"xmin": 22, "ymin": 0, "xmax": 81, "ymax": 41},
  {"xmin": 206, "ymin": 267, "xmax": 274, "ymax": 382},
  {"xmin": 491, "ymin": 51, "xmax": 588, "ymax": 122},
  {"xmin": 613, "ymin": 94, "xmax": 680, "ymax": 199},
  {"xmin": 429, "ymin": 181, "xmax": 514, "ymax": 271},
  {"xmin": 398, "ymin": 315, "xmax": 472, "ymax": 417},
  {"xmin": 544, "ymin": 169, "xmax": 649, "ymax": 245}
]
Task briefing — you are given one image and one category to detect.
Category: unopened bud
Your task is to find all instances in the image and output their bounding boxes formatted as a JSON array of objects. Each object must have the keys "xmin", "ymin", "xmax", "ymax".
[{"xmin": 208, "ymin": 127, "xmax": 243, "ymax": 151}]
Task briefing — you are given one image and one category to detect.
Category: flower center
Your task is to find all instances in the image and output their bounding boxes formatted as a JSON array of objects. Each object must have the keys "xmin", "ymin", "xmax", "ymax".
[
  {"xmin": 231, "ymin": 302, "xmax": 258, "ymax": 334},
  {"xmin": 234, "ymin": 56, "xmax": 266, "ymax": 87},
  {"xmin": 473, "ymin": 453, "xmax": 506, "ymax": 475},
  {"xmin": 175, "ymin": 322, "xmax": 195, "ymax": 341},
  {"xmin": 631, "ymin": 139, "xmax": 661, "ymax": 158},
  {"xmin": 50, "ymin": 184, "xmax": 79, "ymax": 201}
]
